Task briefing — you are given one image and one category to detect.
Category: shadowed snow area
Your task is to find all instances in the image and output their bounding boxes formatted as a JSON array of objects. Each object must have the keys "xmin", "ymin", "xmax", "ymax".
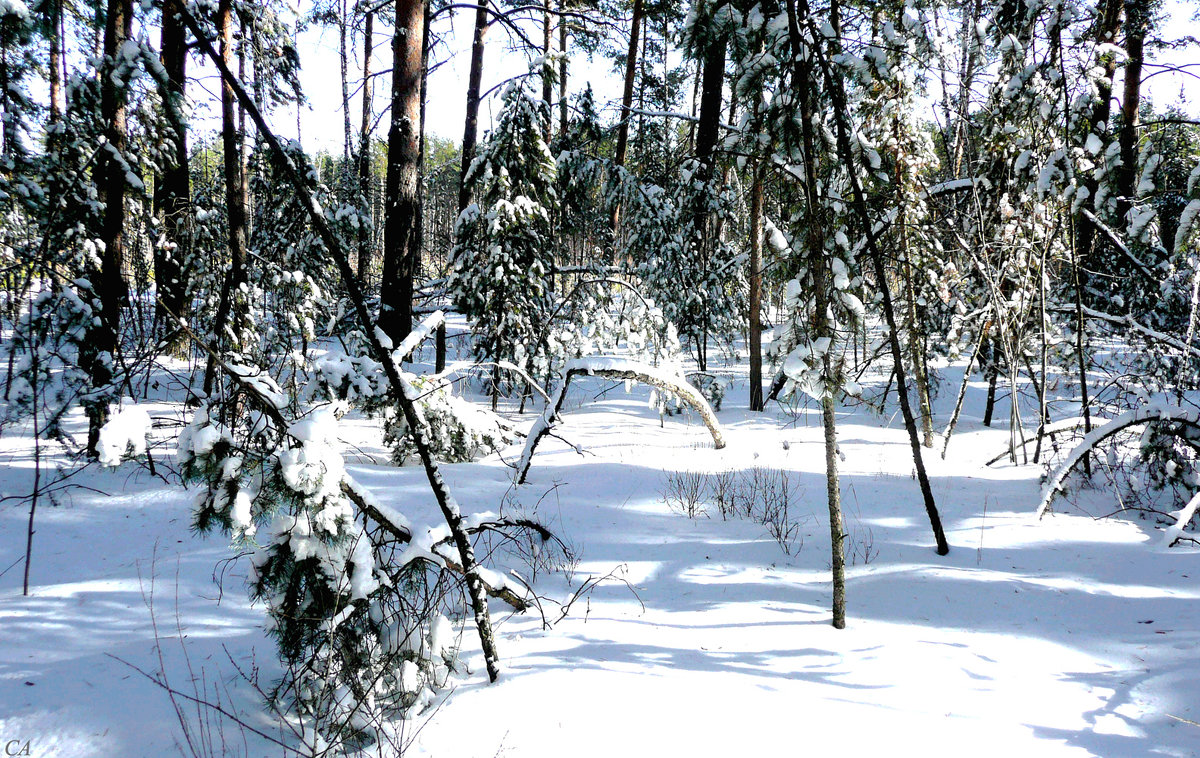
[{"xmin": 1, "ymin": 359, "xmax": 1198, "ymax": 757}]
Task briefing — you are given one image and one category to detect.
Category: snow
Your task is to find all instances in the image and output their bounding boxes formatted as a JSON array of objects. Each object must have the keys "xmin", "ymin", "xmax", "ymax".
[
  {"xmin": 2, "ymin": 349, "xmax": 1199, "ymax": 758},
  {"xmin": 95, "ymin": 402, "xmax": 152, "ymax": 468},
  {"xmin": 0, "ymin": 0, "xmax": 29, "ymax": 18}
]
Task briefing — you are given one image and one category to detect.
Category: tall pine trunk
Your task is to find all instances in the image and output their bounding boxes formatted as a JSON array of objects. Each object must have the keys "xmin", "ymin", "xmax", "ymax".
[
  {"xmin": 379, "ymin": 0, "xmax": 425, "ymax": 344},
  {"xmin": 203, "ymin": 0, "xmax": 250, "ymax": 397},
  {"xmin": 1116, "ymin": 0, "xmax": 1144, "ymax": 214},
  {"xmin": 458, "ymin": 1, "xmax": 488, "ymax": 214},
  {"xmin": 788, "ymin": 0, "xmax": 845, "ymax": 626},
  {"xmin": 86, "ymin": 0, "xmax": 133, "ymax": 457},
  {"xmin": 46, "ymin": 0, "xmax": 63, "ymax": 124},
  {"xmin": 357, "ymin": 6, "xmax": 375, "ymax": 284},
  {"xmin": 692, "ymin": 20, "xmax": 726, "ymax": 374},
  {"xmin": 558, "ymin": 2, "xmax": 568, "ymax": 137},
  {"xmin": 748, "ymin": 163, "xmax": 765, "ymax": 412},
  {"xmin": 609, "ymin": 0, "xmax": 644, "ymax": 248},
  {"xmin": 154, "ymin": 0, "xmax": 191, "ymax": 348}
]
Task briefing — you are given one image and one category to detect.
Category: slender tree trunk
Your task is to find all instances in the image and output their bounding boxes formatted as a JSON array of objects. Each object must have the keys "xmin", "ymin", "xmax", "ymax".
[
  {"xmin": 0, "ymin": 17, "xmax": 9, "ymax": 158},
  {"xmin": 203, "ymin": 0, "xmax": 250, "ymax": 397},
  {"xmin": 558, "ymin": 2, "xmax": 568, "ymax": 137},
  {"xmin": 450, "ymin": 0, "xmax": 489, "ymax": 366},
  {"xmin": 609, "ymin": 0, "xmax": 644, "ymax": 245},
  {"xmin": 47, "ymin": 0, "xmax": 63, "ymax": 124},
  {"xmin": 1116, "ymin": 0, "xmax": 1144, "ymax": 214},
  {"xmin": 179, "ymin": 4, "xmax": 503, "ymax": 679},
  {"xmin": 809, "ymin": 0, "xmax": 949, "ymax": 555},
  {"xmin": 542, "ymin": 1, "xmax": 553, "ymax": 138},
  {"xmin": 154, "ymin": 0, "xmax": 191, "ymax": 347},
  {"xmin": 340, "ymin": 0, "xmax": 353, "ymax": 164},
  {"xmin": 786, "ymin": 0, "xmax": 845, "ymax": 626},
  {"xmin": 983, "ymin": 348, "xmax": 999, "ymax": 426},
  {"xmin": 458, "ymin": 0, "xmax": 488, "ymax": 213},
  {"xmin": 378, "ymin": 0, "xmax": 425, "ymax": 344},
  {"xmin": 902, "ymin": 246, "xmax": 934, "ymax": 447},
  {"xmin": 86, "ymin": 0, "xmax": 133, "ymax": 457},
  {"xmin": 748, "ymin": 163, "xmax": 765, "ymax": 412},
  {"xmin": 691, "ymin": 22, "xmax": 726, "ymax": 375},
  {"xmin": 358, "ymin": 5, "xmax": 375, "ymax": 283},
  {"xmin": 694, "ymin": 31, "xmax": 724, "ymax": 179}
]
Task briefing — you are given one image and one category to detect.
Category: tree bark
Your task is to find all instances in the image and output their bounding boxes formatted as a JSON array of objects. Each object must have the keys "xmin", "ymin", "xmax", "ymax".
[
  {"xmin": 154, "ymin": 0, "xmax": 191, "ymax": 348},
  {"xmin": 558, "ymin": 1, "xmax": 568, "ymax": 137},
  {"xmin": 787, "ymin": 0, "xmax": 845, "ymax": 626},
  {"xmin": 379, "ymin": 0, "xmax": 425, "ymax": 345},
  {"xmin": 808, "ymin": 0, "xmax": 949, "ymax": 555},
  {"xmin": 86, "ymin": 0, "xmax": 133, "ymax": 457},
  {"xmin": 46, "ymin": 0, "xmax": 63, "ymax": 124},
  {"xmin": 458, "ymin": 0, "xmax": 488, "ymax": 214},
  {"xmin": 748, "ymin": 163, "xmax": 765, "ymax": 412},
  {"xmin": 357, "ymin": 5, "xmax": 375, "ymax": 284},
  {"xmin": 542, "ymin": 0, "xmax": 553, "ymax": 138},
  {"xmin": 202, "ymin": 0, "xmax": 250, "ymax": 398},
  {"xmin": 609, "ymin": 0, "xmax": 644, "ymax": 244},
  {"xmin": 1116, "ymin": 0, "xmax": 1144, "ymax": 214},
  {"xmin": 179, "ymin": 5, "xmax": 503, "ymax": 681},
  {"xmin": 694, "ymin": 25, "xmax": 725, "ymax": 181}
]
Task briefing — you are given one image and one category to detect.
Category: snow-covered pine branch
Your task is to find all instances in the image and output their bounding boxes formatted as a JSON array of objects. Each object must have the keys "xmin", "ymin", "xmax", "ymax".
[
  {"xmin": 1037, "ymin": 403, "xmax": 1200, "ymax": 518},
  {"xmin": 515, "ymin": 357, "xmax": 726, "ymax": 485}
]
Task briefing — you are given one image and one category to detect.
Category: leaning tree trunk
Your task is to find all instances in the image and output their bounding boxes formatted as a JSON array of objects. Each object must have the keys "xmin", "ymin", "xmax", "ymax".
[
  {"xmin": 447, "ymin": 0, "xmax": 489, "ymax": 367},
  {"xmin": 458, "ymin": 0, "xmax": 488, "ymax": 214},
  {"xmin": 809, "ymin": 0, "xmax": 950, "ymax": 555},
  {"xmin": 179, "ymin": 5, "xmax": 503, "ymax": 682},
  {"xmin": 608, "ymin": 0, "xmax": 643, "ymax": 246},
  {"xmin": 378, "ymin": 0, "xmax": 425, "ymax": 345},
  {"xmin": 154, "ymin": 0, "xmax": 191, "ymax": 349},
  {"xmin": 202, "ymin": 0, "xmax": 250, "ymax": 398},
  {"xmin": 86, "ymin": 0, "xmax": 133, "ymax": 457}
]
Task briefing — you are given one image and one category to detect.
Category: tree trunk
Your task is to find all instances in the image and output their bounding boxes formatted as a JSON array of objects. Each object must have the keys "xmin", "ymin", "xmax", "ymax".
[
  {"xmin": 810, "ymin": 0, "xmax": 949, "ymax": 555},
  {"xmin": 558, "ymin": 2, "xmax": 568, "ymax": 137},
  {"xmin": 379, "ymin": 0, "xmax": 425, "ymax": 345},
  {"xmin": 458, "ymin": 0, "xmax": 488, "ymax": 213},
  {"xmin": 358, "ymin": 5, "xmax": 374, "ymax": 284},
  {"xmin": 609, "ymin": 0, "xmax": 644, "ymax": 244},
  {"xmin": 542, "ymin": 1, "xmax": 553, "ymax": 138},
  {"xmin": 694, "ymin": 28, "xmax": 725, "ymax": 180},
  {"xmin": 0, "ymin": 17, "xmax": 9, "ymax": 157},
  {"xmin": 179, "ymin": 5, "xmax": 504, "ymax": 680},
  {"xmin": 449, "ymin": 0, "xmax": 489, "ymax": 366},
  {"xmin": 154, "ymin": 0, "xmax": 191, "ymax": 346},
  {"xmin": 202, "ymin": 0, "xmax": 250, "ymax": 398},
  {"xmin": 46, "ymin": 0, "xmax": 63, "ymax": 124},
  {"xmin": 787, "ymin": 0, "xmax": 845, "ymax": 626},
  {"xmin": 748, "ymin": 163, "xmax": 765, "ymax": 412},
  {"xmin": 86, "ymin": 0, "xmax": 133, "ymax": 457},
  {"xmin": 1116, "ymin": 0, "xmax": 1144, "ymax": 213},
  {"xmin": 340, "ymin": 0, "xmax": 352, "ymax": 164}
]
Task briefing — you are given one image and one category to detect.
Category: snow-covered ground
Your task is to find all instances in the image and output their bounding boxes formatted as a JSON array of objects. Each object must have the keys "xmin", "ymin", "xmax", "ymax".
[{"xmin": 2, "ymin": 345, "xmax": 1198, "ymax": 757}]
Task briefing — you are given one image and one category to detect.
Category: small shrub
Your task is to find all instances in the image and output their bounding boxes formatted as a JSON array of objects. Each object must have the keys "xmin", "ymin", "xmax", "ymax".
[{"xmin": 661, "ymin": 469, "xmax": 708, "ymax": 519}]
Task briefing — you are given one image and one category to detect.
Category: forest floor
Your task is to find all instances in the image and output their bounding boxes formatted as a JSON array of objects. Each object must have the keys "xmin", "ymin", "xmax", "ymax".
[{"xmin": 1, "ymin": 333, "xmax": 1199, "ymax": 757}]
